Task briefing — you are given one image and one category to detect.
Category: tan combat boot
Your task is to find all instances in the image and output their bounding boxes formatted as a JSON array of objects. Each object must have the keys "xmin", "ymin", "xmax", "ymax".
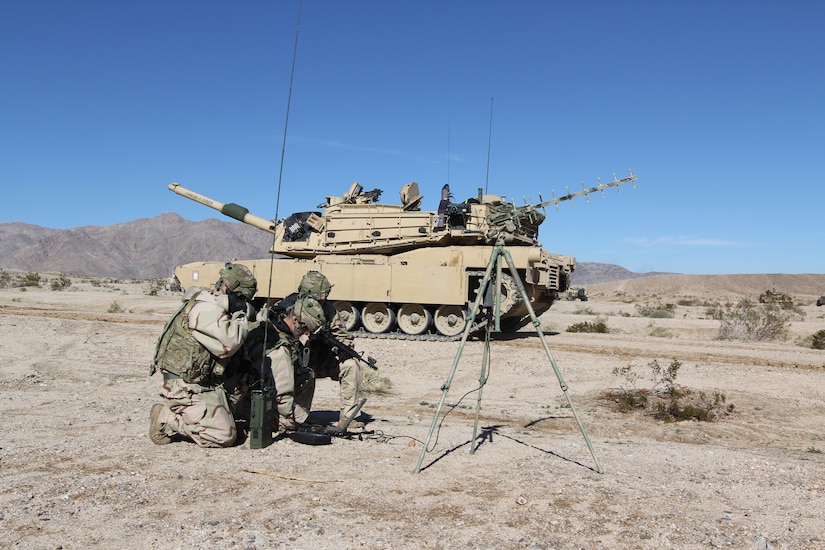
[
  {"xmin": 278, "ymin": 415, "xmax": 302, "ymax": 432},
  {"xmin": 338, "ymin": 412, "xmax": 365, "ymax": 430},
  {"xmin": 149, "ymin": 404, "xmax": 173, "ymax": 445}
]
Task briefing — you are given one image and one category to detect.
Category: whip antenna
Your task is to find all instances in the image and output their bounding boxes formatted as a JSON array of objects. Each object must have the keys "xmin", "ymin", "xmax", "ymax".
[
  {"xmin": 273, "ymin": 0, "xmax": 303, "ymax": 223},
  {"xmin": 447, "ymin": 120, "xmax": 451, "ymax": 185},
  {"xmin": 252, "ymin": 0, "xmax": 303, "ymax": 450},
  {"xmin": 485, "ymin": 97, "xmax": 494, "ymax": 195},
  {"xmin": 267, "ymin": 0, "xmax": 303, "ymax": 307}
]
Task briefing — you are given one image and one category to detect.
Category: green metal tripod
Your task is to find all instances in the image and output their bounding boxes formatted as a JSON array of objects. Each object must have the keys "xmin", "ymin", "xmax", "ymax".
[{"xmin": 414, "ymin": 233, "xmax": 603, "ymax": 474}]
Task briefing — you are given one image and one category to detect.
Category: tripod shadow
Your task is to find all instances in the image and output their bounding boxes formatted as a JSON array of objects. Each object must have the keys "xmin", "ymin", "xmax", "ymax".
[{"xmin": 417, "ymin": 421, "xmax": 597, "ymax": 473}]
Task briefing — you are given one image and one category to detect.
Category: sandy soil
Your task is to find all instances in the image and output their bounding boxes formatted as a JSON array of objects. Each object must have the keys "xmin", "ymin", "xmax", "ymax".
[{"xmin": 1, "ymin": 275, "xmax": 824, "ymax": 549}]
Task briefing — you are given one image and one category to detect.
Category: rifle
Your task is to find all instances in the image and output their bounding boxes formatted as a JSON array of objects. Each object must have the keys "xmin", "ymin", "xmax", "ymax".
[{"xmin": 311, "ymin": 328, "xmax": 378, "ymax": 370}]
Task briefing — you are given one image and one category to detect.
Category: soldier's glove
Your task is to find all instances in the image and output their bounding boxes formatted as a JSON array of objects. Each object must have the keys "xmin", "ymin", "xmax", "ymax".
[{"xmin": 227, "ymin": 292, "xmax": 249, "ymax": 315}]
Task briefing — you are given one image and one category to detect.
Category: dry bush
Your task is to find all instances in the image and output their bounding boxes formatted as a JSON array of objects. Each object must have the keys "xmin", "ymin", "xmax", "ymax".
[
  {"xmin": 146, "ymin": 279, "xmax": 164, "ymax": 296},
  {"xmin": 50, "ymin": 275, "xmax": 72, "ymax": 291},
  {"xmin": 708, "ymin": 298, "xmax": 794, "ymax": 341},
  {"xmin": 604, "ymin": 359, "xmax": 733, "ymax": 422},
  {"xmin": 649, "ymin": 326, "xmax": 674, "ymax": 338},
  {"xmin": 636, "ymin": 302, "xmax": 676, "ymax": 318},
  {"xmin": 566, "ymin": 317, "xmax": 609, "ymax": 333},
  {"xmin": 4, "ymin": 271, "xmax": 44, "ymax": 288},
  {"xmin": 360, "ymin": 369, "xmax": 393, "ymax": 395},
  {"xmin": 810, "ymin": 329, "xmax": 825, "ymax": 350}
]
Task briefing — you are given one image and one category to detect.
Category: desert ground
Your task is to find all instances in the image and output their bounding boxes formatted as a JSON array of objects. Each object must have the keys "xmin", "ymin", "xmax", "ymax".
[{"xmin": 1, "ymin": 273, "xmax": 824, "ymax": 549}]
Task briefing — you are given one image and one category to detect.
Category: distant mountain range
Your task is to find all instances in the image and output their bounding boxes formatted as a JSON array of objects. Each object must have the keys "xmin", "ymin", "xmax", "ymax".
[
  {"xmin": 0, "ymin": 213, "xmax": 272, "ymax": 280},
  {"xmin": 0, "ymin": 213, "xmax": 661, "ymax": 283},
  {"xmin": 570, "ymin": 262, "xmax": 669, "ymax": 285}
]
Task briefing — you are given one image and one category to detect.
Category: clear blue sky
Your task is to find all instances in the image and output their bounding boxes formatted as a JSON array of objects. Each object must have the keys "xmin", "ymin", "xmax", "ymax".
[{"xmin": 2, "ymin": 1, "xmax": 823, "ymax": 275}]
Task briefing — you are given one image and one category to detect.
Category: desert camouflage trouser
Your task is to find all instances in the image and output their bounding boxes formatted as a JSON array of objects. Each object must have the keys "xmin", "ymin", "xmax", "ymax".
[
  {"xmin": 157, "ymin": 376, "xmax": 236, "ymax": 447},
  {"xmin": 270, "ymin": 347, "xmax": 313, "ymax": 427},
  {"xmin": 314, "ymin": 355, "xmax": 363, "ymax": 419}
]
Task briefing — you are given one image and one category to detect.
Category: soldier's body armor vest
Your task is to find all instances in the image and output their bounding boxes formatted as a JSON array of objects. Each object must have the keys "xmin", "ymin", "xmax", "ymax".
[
  {"xmin": 151, "ymin": 291, "xmax": 221, "ymax": 385},
  {"xmin": 244, "ymin": 318, "xmax": 312, "ymax": 394},
  {"xmin": 246, "ymin": 318, "xmax": 299, "ymax": 364}
]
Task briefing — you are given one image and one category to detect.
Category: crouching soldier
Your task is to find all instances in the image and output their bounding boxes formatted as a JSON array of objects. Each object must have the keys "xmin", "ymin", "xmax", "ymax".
[
  {"xmin": 248, "ymin": 295, "xmax": 325, "ymax": 431},
  {"xmin": 149, "ymin": 263, "xmax": 257, "ymax": 447},
  {"xmin": 294, "ymin": 271, "xmax": 367, "ymax": 429}
]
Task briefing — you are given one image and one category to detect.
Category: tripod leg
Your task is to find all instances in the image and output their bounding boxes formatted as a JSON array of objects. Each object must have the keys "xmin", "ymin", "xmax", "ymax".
[
  {"xmin": 470, "ymin": 324, "xmax": 491, "ymax": 454},
  {"xmin": 413, "ymin": 319, "xmax": 473, "ymax": 473},
  {"xmin": 414, "ymin": 242, "xmax": 503, "ymax": 473},
  {"xmin": 501, "ymin": 248, "xmax": 603, "ymax": 474}
]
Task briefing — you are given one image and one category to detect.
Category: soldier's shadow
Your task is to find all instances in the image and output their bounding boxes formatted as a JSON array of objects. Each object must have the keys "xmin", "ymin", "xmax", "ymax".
[{"xmin": 307, "ymin": 409, "xmax": 373, "ymax": 427}]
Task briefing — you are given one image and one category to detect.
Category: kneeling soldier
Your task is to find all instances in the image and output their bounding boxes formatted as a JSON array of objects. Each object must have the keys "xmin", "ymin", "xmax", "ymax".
[{"xmin": 149, "ymin": 263, "xmax": 257, "ymax": 447}]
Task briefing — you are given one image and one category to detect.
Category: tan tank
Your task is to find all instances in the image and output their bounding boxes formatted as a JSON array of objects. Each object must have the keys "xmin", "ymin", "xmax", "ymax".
[
  {"xmin": 169, "ymin": 172, "xmax": 635, "ymax": 339},
  {"xmin": 758, "ymin": 288, "xmax": 793, "ymax": 306}
]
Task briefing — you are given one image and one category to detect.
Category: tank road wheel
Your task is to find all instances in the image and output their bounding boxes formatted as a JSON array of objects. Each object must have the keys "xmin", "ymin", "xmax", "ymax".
[
  {"xmin": 332, "ymin": 301, "xmax": 360, "ymax": 332},
  {"xmin": 434, "ymin": 305, "xmax": 467, "ymax": 337},
  {"xmin": 362, "ymin": 303, "xmax": 396, "ymax": 333},
  {"xmin": 397, "ymin": 303, "xmax": 433, "ymax": 335}
]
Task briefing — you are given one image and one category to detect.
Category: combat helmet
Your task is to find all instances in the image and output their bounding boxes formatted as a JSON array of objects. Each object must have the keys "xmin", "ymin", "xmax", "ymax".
[
  {"xmin": 298, "ymin": 270, "xmax": 332, "ymax": 300},
  {"xmin": 218, "ymin": 263, "xmax": 257, "ymax": 300},
  {"xmin": 294, "ymin": 295, "xmax": 325, "ymax": 333}
]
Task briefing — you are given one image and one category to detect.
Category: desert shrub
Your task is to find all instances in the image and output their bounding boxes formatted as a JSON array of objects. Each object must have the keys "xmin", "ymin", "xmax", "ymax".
[
  {"xmin": 811, "ymin": 330, "xmax": 825, "ymax": 350},
  {"xmin": 360, "ymin": 369, "xmax": 393, "ymax": 395},
  {"xmin": 653, "ymin": 391, "xmax": 730, "ymax": 422},
  {"xmin": 50, "ymin": 275, "xmax": 72, "ymax": 291},
  {"xmin": 0, "ymin": 269, "xmax": 12, "ymax": 288},
  {"xmin": 146, "ymin": 279, "xmax": 164, "ymax": 296},
  {"xmin": 107, "ymin": 301, "xmax": 125, "ymax": 313},
  {"xmin": 649, "ymin": 309, "xmax": 674, "ymax": 318},
  {"xmin": 16, "ymin": 271, "xmax": 42, "ymax": 287},
  {"xmin": 677, "ymin": 298, "xmax": 701, "ymax": 306},
  {"xmin": 89, "ymin": 279, "xmax": 102, "ymax": 287},
  {"xmin": 708, "ymin": 298, "xmax": 792, "ymax": 341},
  {"xmin": 566, "ymin": 317, "xmax": 609, "ymax": 333},
  {"xmin": 649, "ymin": 326, "xmax": 673, "ymax": 338},
  {"xmin": 636, "ymin": 302, "xmax": 676, "ymax": 318},
  {"xmin": 541, "ymin": 322, "xmax": 558, "ymax": 334},
  {"xmin": 604, "ymin": 359, "xmax": 732, "ymax": 422},
  {"xmin": 648, "ymin": 358, "xmax": 681, "ymax": 396},
  {"xmin": 573, "ymin": 305, "xmax": 594, "ymax": 315},
  {"xmin": 608, "ymin": 364, "xmax": 647, "ymax": 411}
]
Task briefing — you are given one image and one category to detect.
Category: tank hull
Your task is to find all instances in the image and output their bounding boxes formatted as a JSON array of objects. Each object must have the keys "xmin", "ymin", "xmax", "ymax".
[{"xmin": 174, "ymin": 245, "xmax": 574, "ymax": 338}]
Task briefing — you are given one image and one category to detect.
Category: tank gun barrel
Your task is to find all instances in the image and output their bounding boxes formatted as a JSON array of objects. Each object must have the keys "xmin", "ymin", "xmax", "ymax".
[{"xmin": 168, "ymin": 182, "xmax": 276, "ymax": 233}]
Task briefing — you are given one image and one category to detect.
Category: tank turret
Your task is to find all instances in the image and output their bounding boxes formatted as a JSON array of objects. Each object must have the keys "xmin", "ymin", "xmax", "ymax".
[{"xmin": 168, "ymin": 172, "xmax": 635, "ymax": 339}]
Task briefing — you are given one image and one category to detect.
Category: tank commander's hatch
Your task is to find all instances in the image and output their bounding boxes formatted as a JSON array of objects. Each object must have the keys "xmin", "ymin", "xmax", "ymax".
[{"xmin": 400, "ymin": 181, "xmax": 423, "ymax": 211}]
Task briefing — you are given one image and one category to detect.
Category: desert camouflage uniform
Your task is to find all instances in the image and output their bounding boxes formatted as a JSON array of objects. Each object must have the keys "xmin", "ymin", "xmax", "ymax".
[
  {"xmin": 274, "ymin": 271, "xmax": 366, "ymax": 423},
  {"xmin": 301, "ymin": 297, "xmax": 363, "ymax": 420},
  {"xmin": 152, "ymin": 288, "xmax": 251, "ymax": 447},
  {"xmin": 244, "ymin": 316, "xmax": 314, "ymax": 430}
]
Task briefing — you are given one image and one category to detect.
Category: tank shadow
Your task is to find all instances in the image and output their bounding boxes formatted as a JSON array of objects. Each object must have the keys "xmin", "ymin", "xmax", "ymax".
[{"xmin": 490, "ymin": 330, "xmax": 559, "ymax": 341}]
